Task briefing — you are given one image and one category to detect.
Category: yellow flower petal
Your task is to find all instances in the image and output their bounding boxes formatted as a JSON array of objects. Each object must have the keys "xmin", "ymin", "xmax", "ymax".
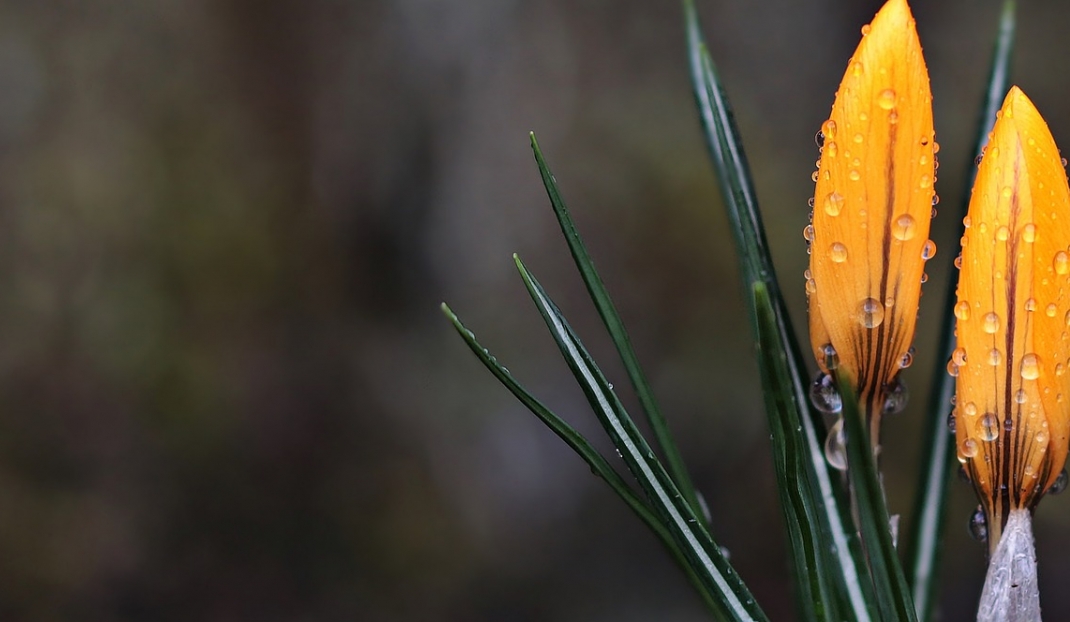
[
  {"xmin": 808, "ymin": 0, "xmax": 935, "ymax": 438},
  {"xmin": 954, "ymin": 86, "xmax": 1070, "ymax": 551}
]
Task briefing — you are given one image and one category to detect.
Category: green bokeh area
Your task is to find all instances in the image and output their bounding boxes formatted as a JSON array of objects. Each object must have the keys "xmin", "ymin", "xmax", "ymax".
[{"xmin": 1, "ymin": 0, "xmax": 1069, "ymax": 620}]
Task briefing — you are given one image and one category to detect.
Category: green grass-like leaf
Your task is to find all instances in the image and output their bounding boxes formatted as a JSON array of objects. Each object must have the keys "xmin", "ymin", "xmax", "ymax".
[
  {"xmin": 441, "ymin": 302, "xmax": 725, "ymax": 613},
  {"xmin": 528, "ymin": 132, "xmax": 704, "ymax": 524},
  {"xmin": 838, "ymin": 370, "xmax": 918, "ymax": 622},
  {"xmin": 515, "ymin": 255, "xmax": 769, "ymax": 622},
  {"xmin": 903, "ymin": 3, "xmax": 1016, "ymax": 620},
  {"xmin": 684, "ymin": 2, "xmax": 874, "ymax": 620}
]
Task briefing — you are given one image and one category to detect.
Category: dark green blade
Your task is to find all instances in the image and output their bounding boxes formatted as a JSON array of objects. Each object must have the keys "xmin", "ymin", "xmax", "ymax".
[
  {"xmin": 684, "ymin": 2, "xmax": 874, "ymax": 620},
  {"xmin": 528, "ymin": 133, "xmax": 704, "ymax": 524},
  {"xmin": 515, "ymin": 256, "xmax": 769, "ymax": 622},
  {"xmin": 903, "ymin": 3, "xmax": 1016, "ymax": 620},
  {"xmin": 751, "ymin": 283, "xmax": 843, "ymax": 622},
  {"xmin": 441, "ymin": 302, "xmax": 723, "ymax": 612},
  {"xmin": 838, "ymin": 369, "xmax": 918, "ymax": 622}
]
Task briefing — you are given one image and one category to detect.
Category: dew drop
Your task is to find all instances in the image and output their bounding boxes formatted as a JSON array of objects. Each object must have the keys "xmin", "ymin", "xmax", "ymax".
[
  {"xmin": 1024, "ymin": 223, "xmax": 1037, "ymax": 243},
  {"xmin": 809, "ymin": 373, "xmax": 842, "ymax": 415},
  {"xmin": 961, "ymin": 438, "xmax": 980, "ymax": 459},
  {"xmin": 822, "ymin": 344, "xmax": 839, "ymax": 370},
  {"xmin": 963, "ymin": 401, "xmax": 978, "ymax": 417},
  {"xmin": 1026, "ymin": 298, "xmax": 1038, "ymax": 312},
  {"xmin": 968, "ymin": 506, "xmax": 987, "ymax": 542},
  {"xmin": 922, "ymin": 240, "xmax": 936, "ymax": 260},
  {"xmin": 811, "ymin": 170, "xmax": 820, "ymax": 182},
  {"xmin": 825, "ymin": 141, "xmax": 838, "ymax": 158},
  {"xmin": 851, "ymin": 61, "xmax": 864, "ymax": 76},
  {"xmin": 857, "ymin": 297, "xmax": 885, "ymax": 328},
  {"xmin": 849, "ymin": 169, "xmax": 861, "ymax": 181},
  {"xmin": 1056, "ymin": 251, "xmax": 1070, "ymax": 275},
  {"xmin": 977, "ymin": 413, "xmax": 1000, "ymax": 442},
  {"xmin": 815, "ymin": 130, "xmax": 825, "ymax": 148},
  {"xmin": 996, "ymin": 226, "xmax": 1009, "ymax": 241},
  {"xmin": 954, "ymin": 255, "xmax": 963, "ymax": 269},
  {"xmin": 1021, "ymin": 353, "xmax": 1041, "ymax": 380},
  {"xmin": 853, "ymin": 133, "xmax": 864, "ymax": 144},
  {"xmin": 1036, "ymin": 430, "xmax": 1049, "ymax": 444},
  {"xmin": 824, "ymin": 417, "xmax": 847, "ymax": 471},
  {"xmin": 946, "ymin": 360, "xmax": 959, "ymax": 377},
  {"xmin": 1015, "ymin": 389, "xmax": 1028, "ymax": 404},
  {"xmin": 882, "ymin": 377, "xmax": 909, "ymax": 414},
  {"xmin": 1050, "ymin": 469, "xmax": 1068, "ymax": 495},
  {"xmin": 1047, "ymin": 303, "xmax": 1058, "ymax": 318},
  {"xmin": 888, "ymin": 110, "xmax": 899, "ymax": 124},
  {"xmin": 988, "ymin": 348, "xmax": 1002, "ymax": 366},
  {"xmin": 877, "ymin": 88, "xmax": 897, "ymax": 110},
  {"xmin": 947, "ymin": 410, "xmax": 956, "ymax": 433},
  {"xmin": 899, "ymin": 347, "xmax": 915, "ymax": 369},
  {"xmin": 892, "ymin": 214, "xmax": 917, "ymax": 241},
  {"xmin": 822, "ymin": 119, "xmax": 837, "ymax": 140},
  {"xmin": 954, "ymin": 301, "xmax": 971, "ymax": 320},
  {"xmin": 920, "ymin": 175, "xmax": 932, "ymax": 189},
  {"xmin": 861, "ymin": 24, "xmax": 871, "ymax": 35},
  {"xmin": 806, "ymin": 278, "xmax": 817, "ymax": 295},
  {"xmin": 983, "ymin": 312, "xmax": 1000, "ymax": 334},
  {"xmin": 953, "ymin": 347, "xmax": 968, "ymax": 367},
  {"xmin": 808, "ymin": 197, "xmax": 816, "ymax": 209},
  {"xmin": 803, "ymin": 224, "xmax": 814, "ymax": 241},
  {"xmin": 829, "ymin": 242, "xmax": 848, "ymax": 263}
]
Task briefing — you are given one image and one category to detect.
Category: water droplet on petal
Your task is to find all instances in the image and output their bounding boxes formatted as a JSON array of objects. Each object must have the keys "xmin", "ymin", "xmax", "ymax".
[
  {"xmin": 822, "ymin": 344, "xmax": 839, "ymax": 370},
  {"xmin": 1050, "ymin": 469, "xmax": 1068, "ymax": 495},
  {"xmin": 825, "ymin": 141, "xmax": 838, "ymax": 158},
  {"xmin": 809, "ymin": 373, "xmax": 842, "ymax": 415},
  {"xmin": 1024, "ymin": 223, "xmax": 1037, "ymax": 243},
  {"xmin": 968, "ymin": 506, "xmax": 987, "ymax": 542},
  {"xmin": 849, "ymin": 169, "xmax": 861, "ymax": 181},
  {"xmin": 1057, "ymin": 251, "xmax": 1070, "ymax": 275},
  {"xmin": 851, "ymin": 61, "xmax": 864, "ymax": 76},
  {"xmin": 977, "ymin": 413, "xmax": 1000, "ymax": 442},
  {"xmin": 922, "ymin": 240, "xmax": 936, "ymax": 260},
  {"xmin": 920, "ymin": 175, "xmax": 932, "ymax": 189},
  {"xmin": 963, "ymin": 402, "xmax": 978, "ymax": 417},
  {"xmin": 946, "ymin": 410, "xmax": 956, "ymax": 433},
  {"xmin": 877, "ymin": 88, "xmax": 897, "ymax": 110},
  {"xmin": 1022, "ymin": 353, "xmax": 1041, "ymax": 380},
  {"xmin": 882, "ymin": 377, "xmax": 908, "ymax": 414},
  {"xmin": 803, "ymin": 224, "xmax": 814, "ymax": 241},
  {"xmin": 983, "ymin": 312, "xmax": 1000, "ymax": 334},
  {"xmin": 996, "ymin": 226, "xmax": 1009, "ymax": 241},
  {"xmin": 892, "ymin": 214, "xmax": 917, "ymax": 241},
  {"xmin": 822, "ymin": 120, "xmax": 837, "ymax": 140},
  {"xmin": 858, "ymin": 297, "xmax": 885, "ymax": 328},
  {"xmin": 988, "ymin": 348, "xmax": 1002, "ymax": 366},
  {"xmin": 899, "ymin": 347, "xmax": 915, "ymax": 369},
  {"xmin": 1015, "ymin": 389, "xmax": 1028, "ymax": 404},
  {"xmin": 1047, "ymin": 303, "xmax": 1058, "ymax": 318},
  {"xmin": 829, "ymin": 242, "xmax": 848, "ymax": 263},
  {"xmin": 955, "ymin": 301, "xmax": 971, "ymax": 320},
  {"xmin": 823, "ymin": 192, "xmax": 844, "ymax": 216},
  {"xmin": 953, "ymin": 347, "xmax": 968, "ymax": 367},
  {"xmin": 961, "ymin": 438, "xmax": 980, "ymax": 459},
  {"xmin": 1026, "ymin": 298, "xmax": 1038, "ymax": 312}
]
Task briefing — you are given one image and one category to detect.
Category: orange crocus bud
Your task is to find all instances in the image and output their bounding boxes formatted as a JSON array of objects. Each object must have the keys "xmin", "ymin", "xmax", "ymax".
[
  {"xmin": 953, "ymin": 86, "xmax": 1070, "ymax": 555},
  {"xmin": 807, "ymin": 0, "xmax": 935, "ymax": 455}
]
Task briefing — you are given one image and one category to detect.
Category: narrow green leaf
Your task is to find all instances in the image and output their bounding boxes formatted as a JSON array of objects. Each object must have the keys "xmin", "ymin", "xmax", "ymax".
[
  {"xmin": 904, "ymin": 3, "xmax": 1015, "ymax": 620},
  {"xmin": 838, "ymin": 369, "xmax": 918, "ymax": 622},
  {"xmin": 514, "ymin": 256, "xmax": 769, "ymax": 622},
  {"xmin": 684, "ymin": 3, "xmax": 874, "ymax": 620},
  {"xmin": 528, "ymin": 133, "xmax": 704, "ymax": 524},
  {"xmin": 751, "ymin": 283, "xmax": 841, "ymax": 622},
  {"xmin": 441, "ymin": 302, "xmax": 724, "ymax": 612}
]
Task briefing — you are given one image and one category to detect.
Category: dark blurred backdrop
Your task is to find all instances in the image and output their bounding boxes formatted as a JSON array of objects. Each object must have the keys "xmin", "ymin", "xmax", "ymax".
[{"xmin": 0, "ymin": 0, "xmax": 1069, "ymax": 620}]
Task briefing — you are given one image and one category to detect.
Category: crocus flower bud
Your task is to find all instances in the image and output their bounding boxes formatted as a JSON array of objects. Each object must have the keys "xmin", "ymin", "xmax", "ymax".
[
  {"xmin": 807, "ymin": 0, "xmax": 935, "ymax": 452},
  {"xmin": 954, "ymin": 86, "xmax": 1070, "ymax": 547}
]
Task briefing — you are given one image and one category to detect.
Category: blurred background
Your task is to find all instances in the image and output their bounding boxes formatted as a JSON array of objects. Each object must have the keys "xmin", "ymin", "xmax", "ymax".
[{"xmin": 0, "ymin": 0, "xmax": 1068, "ymax": 620}]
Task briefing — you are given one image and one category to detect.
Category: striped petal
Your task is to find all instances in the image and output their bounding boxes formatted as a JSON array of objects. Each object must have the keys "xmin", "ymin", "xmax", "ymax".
[
  {"xmin": 807, "ymin": 0, "xmax": 935, "ymax": 445},
  {"xmin": 953, "ymin": 86, "xmax": 1070, "ymax": 551}
]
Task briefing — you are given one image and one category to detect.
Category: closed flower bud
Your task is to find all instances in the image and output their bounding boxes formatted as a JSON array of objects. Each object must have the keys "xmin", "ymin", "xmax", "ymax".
[
  {"xmin": 808, "ymin": 0, "xmax": 935, "ymax": 448},
  {"xmin": 954, "ymin": 86, "xmax": 1070, "ymax": 553}
]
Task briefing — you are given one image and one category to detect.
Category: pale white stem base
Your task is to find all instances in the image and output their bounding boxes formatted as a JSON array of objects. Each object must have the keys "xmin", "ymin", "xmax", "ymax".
[{"xmin": 977, "ymin": 509, "xmax": 1041, "ymax": 622}]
